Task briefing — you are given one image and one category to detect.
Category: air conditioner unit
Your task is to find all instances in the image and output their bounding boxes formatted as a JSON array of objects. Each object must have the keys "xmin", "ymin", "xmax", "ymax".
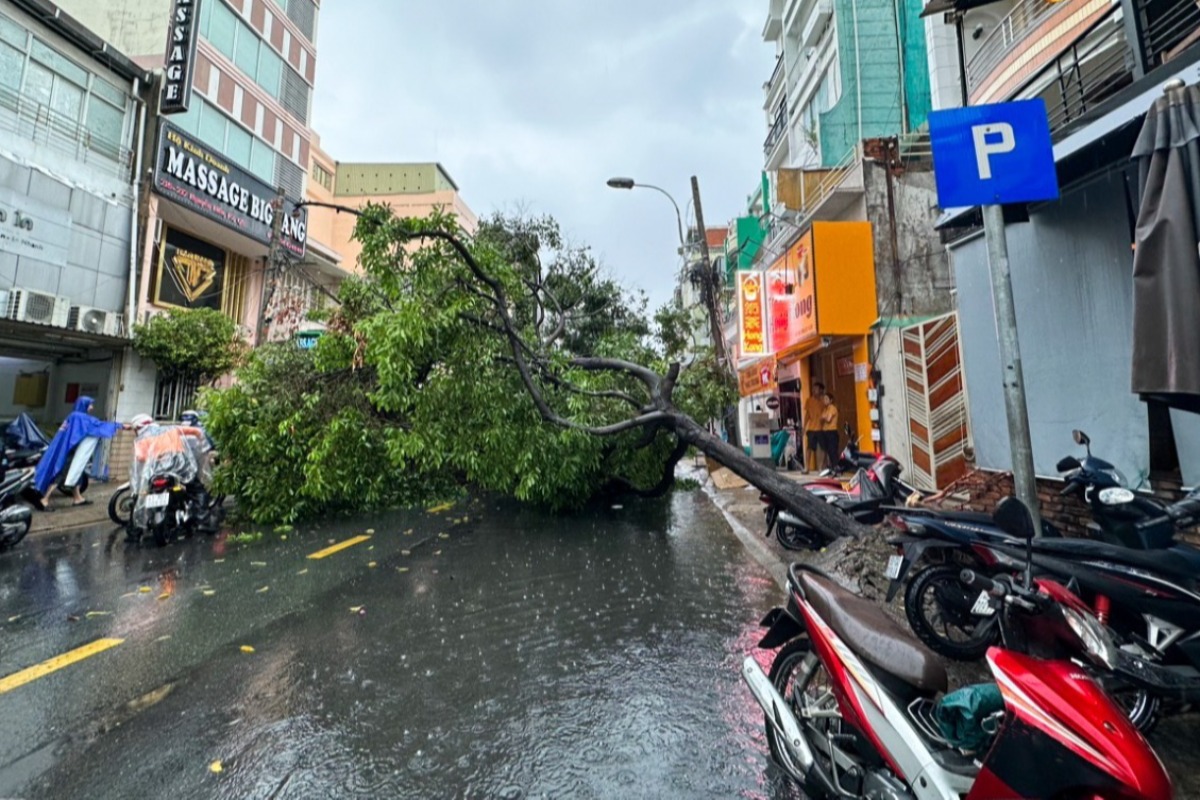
[
  {"xmin": 9, "ymin": 289, "xmax": 70, "ymax": 327},
  {"xmin": 105, "ymin": 312, "xmax": 126, "ymax": 337},
  {"xmin": 68, "ymin": 305, "xmax": 117, "ymax": 335}
]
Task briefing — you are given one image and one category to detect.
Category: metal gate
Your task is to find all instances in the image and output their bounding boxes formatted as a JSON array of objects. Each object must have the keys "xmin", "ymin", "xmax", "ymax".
[
  {"xmin": 902, "ymin": 313, "xmax": 971, "ymax": 491},
  {"xmin": 153, "ymin": 373, "xmax": 201, "ymax": 420}
]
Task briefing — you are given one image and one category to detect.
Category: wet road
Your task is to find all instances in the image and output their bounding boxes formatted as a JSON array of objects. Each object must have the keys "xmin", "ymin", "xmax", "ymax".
[{"xmin": 0, "ymin": 492, "xmax": 801, "ymax": 799}]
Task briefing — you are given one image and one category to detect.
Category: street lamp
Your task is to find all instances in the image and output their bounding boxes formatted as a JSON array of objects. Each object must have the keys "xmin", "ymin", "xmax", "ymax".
[{"xmin": 606, "ymin": 176, "xmax": 686, "ymax": 250}]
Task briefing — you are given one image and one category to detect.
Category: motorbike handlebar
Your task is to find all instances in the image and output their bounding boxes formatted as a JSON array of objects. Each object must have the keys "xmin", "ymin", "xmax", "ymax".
[{"xmin": 959, "ymin": 569, "xmax": 1005, "ymax": 597}]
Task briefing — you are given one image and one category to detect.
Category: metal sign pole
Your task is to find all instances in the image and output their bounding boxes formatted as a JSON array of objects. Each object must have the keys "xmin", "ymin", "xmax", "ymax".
[{"xmin": 981, "ymin": 203, "xmax": 1042, "ymax": 534}]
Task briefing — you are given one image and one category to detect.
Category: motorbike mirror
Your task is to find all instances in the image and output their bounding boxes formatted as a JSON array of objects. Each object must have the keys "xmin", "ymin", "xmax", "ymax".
[
  {"xmin": 1055, "ymin": 456, "xmax": 1082, "ymax": 472},
  {"xmin": 1072, "ymin": 429, "xmax": 1090, "ymax": 447},
  {"xmin": 1098, "ymin": 487, "xmax": 1136, "ymax": 506},
  {"xmin": 993, "ymin": 496, "xmax": 1036, "ymax": 541}
]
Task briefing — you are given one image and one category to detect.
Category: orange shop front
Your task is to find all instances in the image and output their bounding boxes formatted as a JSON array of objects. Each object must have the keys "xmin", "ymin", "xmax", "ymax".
[{"xmin": 766, "ymin": 222, "xmax": 878, "ymax": 456}]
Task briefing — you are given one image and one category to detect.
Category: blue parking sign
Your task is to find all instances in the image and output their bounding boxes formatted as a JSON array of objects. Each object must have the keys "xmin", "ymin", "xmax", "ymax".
[{"xmin": 928, "ymin": 98, "xmax": 1059, "ymax": 208}]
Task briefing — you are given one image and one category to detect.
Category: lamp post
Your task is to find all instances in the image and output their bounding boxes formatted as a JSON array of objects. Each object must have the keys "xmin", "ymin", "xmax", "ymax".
[{"xmin": 606, "ymin": 177, "xmax": 686, "ymax": 251}]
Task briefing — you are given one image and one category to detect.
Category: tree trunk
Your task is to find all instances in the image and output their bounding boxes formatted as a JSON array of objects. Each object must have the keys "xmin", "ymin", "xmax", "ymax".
[{"xmin": 672, "ymin": 413, "xmax": 871, "ymax": 540}]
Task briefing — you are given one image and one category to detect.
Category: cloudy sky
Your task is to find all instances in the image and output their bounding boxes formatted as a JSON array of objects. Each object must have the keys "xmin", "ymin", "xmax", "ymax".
[{"xmin": 311, "ymin": 2, "xmax": 774, "ymax": 310}]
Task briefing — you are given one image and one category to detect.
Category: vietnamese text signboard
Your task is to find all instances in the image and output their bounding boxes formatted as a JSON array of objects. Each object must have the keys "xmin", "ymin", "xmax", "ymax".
[
  {"xmin": 152, "ymin": 122, "xmax": 307, "ymax": 257},
  {"xmin": 161, "ymin": 0, "xmax": 202, "ymax": 115},
  {"xmin": 737, "ymin": 271, "xmax": 767, "ymax": 357}
]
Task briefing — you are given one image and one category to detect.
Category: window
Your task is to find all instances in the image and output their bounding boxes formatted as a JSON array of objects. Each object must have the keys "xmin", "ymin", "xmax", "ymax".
[
  {"xmin": 185, "ymin": 97, "xmax": 276, "ymax": 184},
  {"xmin": 312, "ymin": 162, "xmax": 332, "ymax": 191},
  {"xmin": 0, "ymin": 16, "xmax": 132, "ymax": 159},
  {"xmin": 201, "ymin": 0, "xmax": 289, "ymax": 99}
]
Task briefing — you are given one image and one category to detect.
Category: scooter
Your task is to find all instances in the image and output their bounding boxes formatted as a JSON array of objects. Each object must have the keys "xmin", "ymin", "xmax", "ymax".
[
  {"xmin": 762, "ymin": 448, "xmax": 918, "ymax": 550},
  {"xmin": 741, "ymin": 497, "xmax": 1174, "ymax": 800},
  {"xmin": 0, "ymin": 453, "xmax": 35, "ymax": 550}
]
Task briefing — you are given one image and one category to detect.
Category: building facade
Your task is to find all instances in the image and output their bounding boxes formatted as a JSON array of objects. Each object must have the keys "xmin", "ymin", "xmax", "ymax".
[
  {"xmin": 56, "ymin": 0, "xmax": 322, "ymax": 417},
  {"xmin": 933, "ymin": 0, "xmax": 1200, "ymax": 489},
  {"xmin": 0, "ymin": 0, "xmax": 149, "ymax": 437},
  {"xmin": 736, "ymin": 0, "xmax": 966, "ymax": 488}
]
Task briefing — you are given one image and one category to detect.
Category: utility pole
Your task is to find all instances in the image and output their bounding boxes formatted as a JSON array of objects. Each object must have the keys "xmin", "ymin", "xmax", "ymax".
[
  {"xmin": 982, "ymin": 203, "xmax": 1042, "ymax": 534},
  {"xmin": 255, "ymin": 189, "xmax": 286, "ymax": 345},
  {"xmin": 690, "ymin": 176, "xmax": 728, "ymax": 367}
]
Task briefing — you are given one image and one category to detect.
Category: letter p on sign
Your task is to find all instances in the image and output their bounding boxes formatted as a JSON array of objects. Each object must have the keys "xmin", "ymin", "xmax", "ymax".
[
  {"xmin": 972, "ymin": 123, "xmax": 1015, "ymax": 180},
  {"xmin": 928, "ymin": 98, "xmax": 1059, "ymax": 207}
]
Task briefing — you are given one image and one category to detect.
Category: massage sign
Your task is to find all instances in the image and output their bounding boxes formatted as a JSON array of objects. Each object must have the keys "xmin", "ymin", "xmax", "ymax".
[
  {"xmin": 738, "ymin": 271, "xmax": 767, "ymax": 356},
  {"xmin": 152, "ymin": 122, "xmax": 308, "ymax": 258},
  {"xmin": 160, "ymin": 0, "xmax": 201, "ymax": 114}
]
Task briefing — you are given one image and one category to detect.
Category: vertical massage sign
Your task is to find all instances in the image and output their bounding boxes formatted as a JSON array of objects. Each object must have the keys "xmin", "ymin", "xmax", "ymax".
[{"xmin": 738, "ymin": 272, "xmax": 766, "ymax": 356}]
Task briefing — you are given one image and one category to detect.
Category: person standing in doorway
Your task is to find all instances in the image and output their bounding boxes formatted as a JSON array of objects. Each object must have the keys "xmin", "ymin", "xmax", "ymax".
[
  {"xmin": 802, "ymin": 382, "xmax": 826, "ymax": 473},
  {"xmin": 820, "ymin": 393, "xmax": 841, "ymax": 471}
]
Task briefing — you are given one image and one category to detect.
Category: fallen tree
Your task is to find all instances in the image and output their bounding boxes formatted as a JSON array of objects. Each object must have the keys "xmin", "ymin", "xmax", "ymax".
[{"xmin": 356, "ymin": 207, "xmax": 871, "ymax": 540}]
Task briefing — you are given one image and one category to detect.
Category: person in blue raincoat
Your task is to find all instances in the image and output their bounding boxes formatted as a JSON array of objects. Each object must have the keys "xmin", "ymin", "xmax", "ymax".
[{"xmin": 33, "ymin": 396, "xmax": 127, "ymax": 511}]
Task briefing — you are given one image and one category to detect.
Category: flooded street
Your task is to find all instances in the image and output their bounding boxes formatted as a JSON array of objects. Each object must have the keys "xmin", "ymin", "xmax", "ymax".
[{"xmin": 0, "ymin": 491, "xmax": 801, "ymax": 799}]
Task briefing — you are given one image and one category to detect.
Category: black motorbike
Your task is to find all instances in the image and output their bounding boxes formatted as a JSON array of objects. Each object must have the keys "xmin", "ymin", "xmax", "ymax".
[
  {"xmin": 0, "ymin": 452, "xmax": 35, "ymax": 551},
  {"xmin": 130, "ymin": 471, "xmax": 223, "ymax": 547}
]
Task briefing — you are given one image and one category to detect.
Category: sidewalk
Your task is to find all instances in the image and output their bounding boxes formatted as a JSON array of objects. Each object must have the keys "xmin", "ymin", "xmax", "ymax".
[{"xmin": 29, "ymin": 481, "xmax": 123, "ymax": 535}]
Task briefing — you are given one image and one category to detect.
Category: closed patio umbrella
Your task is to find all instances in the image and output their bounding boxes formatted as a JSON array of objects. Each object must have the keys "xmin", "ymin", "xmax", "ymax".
[{"xmin": 1131, "ymin": 81, "xmax": 1200, "ymax": 413}]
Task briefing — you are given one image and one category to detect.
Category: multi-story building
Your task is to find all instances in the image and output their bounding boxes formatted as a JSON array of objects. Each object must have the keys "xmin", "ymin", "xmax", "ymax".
[
  {"xmin": 932, "ymin": 0, "xmax": 1200, "ymax": 490},
  {"xmin": 0, "ymin": 0, "xmax": 149, "ymax": 432},
  {"xmin": 304, "ymin": 160, "xmax": 477, "ymax": 276},
  {"xmin": 741, "ymin": 0, "xmax": 967, "ymax": 489},
  {"xmin": 57, "ymin": 0, "xmax": 321, "ymax": 417},
  {"xmin": 673, "ymin": 226, "xmax": 730, "ymax": 354}
]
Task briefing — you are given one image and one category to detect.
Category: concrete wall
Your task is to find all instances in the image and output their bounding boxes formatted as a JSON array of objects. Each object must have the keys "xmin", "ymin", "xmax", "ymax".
[
  {"xmin": 52, "ymin": 0, "xmax": 172, "ymax": 66},
  {"xmin": 0, "ymin": 154, "xmax": 133, "ymax": 314},
  {"xmin": 950, "ymin": 170, "xmax": 1154, "ymax": 483},
  {"xmin": 862, "ymin": 160, "xmax": 954, "ymax": 317}
]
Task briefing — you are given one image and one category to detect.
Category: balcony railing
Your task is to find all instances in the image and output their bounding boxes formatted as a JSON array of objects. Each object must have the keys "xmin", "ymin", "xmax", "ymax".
[
  {"xmin": 777, "ymin": 144, "xmax": 862, "ymax": 219},
  {"xmin": 765, "ymin": 55, "xmax": 785, "ymax": 95},
  {"xmin": 763, "ymin": 99, "xmax": 788, "ymax": 158},
  {"xmin": 1040, "ymin": 11, "xmax": 1134, "ymax": 134},
  {"xmin": 1138, "ymin": 0, "xmax": 1200, "ymax": 67},
  {"xmin": 0, "ymin": 84, "xmax": 134, "ymax": 182},
  {"xmin": 966, "ymin": 0, "xmax": 1079, "ymax": 95}
]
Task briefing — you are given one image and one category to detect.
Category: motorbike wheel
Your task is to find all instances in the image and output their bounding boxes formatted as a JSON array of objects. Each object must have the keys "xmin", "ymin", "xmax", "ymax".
[
  {"xmin": 766, "ymin": 638, "xmax": 852, "ymax": 796},
  {"xmin": 0, "ymin": 516, "xmax": 30, "ymax": 550},
  {"xmin": 904, "ymin": 564, "xmax": 999, "ymax": 661},
  {"xmin": 777, "ymin": 522, "xmax": 823, "ymax": 551},
  {"xmin": 107, "ymin": 486, "xmax": 134, "ymax": 526},
  {"xmin": 1102, "ymin": 677, "xmax": 1161, "ymax": 734}
]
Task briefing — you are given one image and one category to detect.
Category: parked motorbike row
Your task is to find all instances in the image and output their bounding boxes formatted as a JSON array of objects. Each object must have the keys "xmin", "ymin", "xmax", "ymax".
[
  {"xmin": 746, "ymin": 430, "xmax": 1198, "ymax": 797},
  {"xmin": 0, "ymin": 413, "xmax": 223, "ymax": 551}
]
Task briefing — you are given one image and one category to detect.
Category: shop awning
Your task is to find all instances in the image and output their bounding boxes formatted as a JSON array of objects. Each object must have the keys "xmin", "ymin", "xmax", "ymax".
[
  {"xmin": 774, "ymin": 336, "xmax": 824, "ymax": 365},
  {"xmin": 0, "ymin": 318, "xmax": 127, "ymax": 359}
]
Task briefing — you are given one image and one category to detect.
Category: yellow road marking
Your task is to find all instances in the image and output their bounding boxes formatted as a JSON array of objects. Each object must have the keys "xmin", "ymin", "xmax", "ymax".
[
  {"xmin": 0, "ymin": 638, "xmax": 124, "ymax": 694},
  {"xmin": 306, "ymin": 534, "xmax": 372, "ymax": 560}
]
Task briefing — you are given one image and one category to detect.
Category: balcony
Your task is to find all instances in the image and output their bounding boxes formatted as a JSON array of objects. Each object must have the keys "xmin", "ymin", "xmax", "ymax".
[
  {"xmin": 763, "ymin": 99, "xmax": 789, "ymax": 161},
  {"xmin": 764, "ymin": 55, "xmax": 785, "ymax": 99},
  {"xmin": 774, "ymin": 144, "xmax": 864, "ymax": 223},
  {"xmin": 1137, "ymin": 0, "xmax": 1200, "ymax": 67},
  {"xmin": 0, "ymin": 83, "xmax": 134, "ymax": 182},
  {"xmin": 1036, "ymin": 10, "xmax": 1134, "ymax": 135}
]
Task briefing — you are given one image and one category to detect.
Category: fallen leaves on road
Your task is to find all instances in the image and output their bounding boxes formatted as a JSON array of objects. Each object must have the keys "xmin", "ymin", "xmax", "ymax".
[
  {"xmin": 404, "ymin": 529, "xmax": 413, "ymax": 536},
  {"xmin": 426, "ymin": 502, "xmax": 454, "ymax": 514},
  {"xmin": 85, "ymin": 611, "xmax": 111, "ymax": 618},
  {"xmin": 209, "ymin": 760, "xmax": 224, "ymax": 774},
  {"xmin": 214, "ymin": 559, "xmax": 225, "ymax": 563},
  {"xmin": 366, "ymin": 528, "xmax": 376, "ymax": 534},
  {"xmin": 250, "ymin": 561, "xmax": 267, "ymax": 567},
  {"xmin": 368, "ymin": 562, "xmax": 377, "ymax": 568},
  {"xmin": 256, "ymin": 586, "xmax": 270, "ymax": 593},
  {"xmin": 296, "ymin": 569, "xmax": 309, "ymax": 575},
  {"xmin": 401, "ymin": 549, "xmax": 411, "ymax": 556},
  {"xmin": 239, "ymin": 645, "xmax": 255, "ymax": 654},
  {"xmin": 438, "ymin": 533, "xmax": 450, "ymax": 540},
  {"xmin": 433, "ymin": 550, "xmax": 442, "ymax": 556},
  {"xmin": 201, "ymin": 589, "xmax": 216, "ymax": 597},
  {"xmin": 397, "ymin": 567, "xmax": 409, "ymax": 573},
  {"xmin": 349, "ymin": 605, "xmax": 364, "ymax": 613},
  {"xmin": 158, "ymin": 592, "xmax": 171, "ymax": 601},
  {"xmin": 138, "ymin": 586, "xmax": 152, "ymax": 593},
  {"xmin": 7, "ymin": 614, "xmax": 21, "ymax": 623}
]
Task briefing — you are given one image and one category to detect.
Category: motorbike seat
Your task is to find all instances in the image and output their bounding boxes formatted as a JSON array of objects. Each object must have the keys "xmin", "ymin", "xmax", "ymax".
[
  {"xmin": 1032, "ymin": 538, "xmax": 1200, "ymax": 583},
  {"xmin": 799, "ymin": 571, "xmax": 948, "ymax": 695}
]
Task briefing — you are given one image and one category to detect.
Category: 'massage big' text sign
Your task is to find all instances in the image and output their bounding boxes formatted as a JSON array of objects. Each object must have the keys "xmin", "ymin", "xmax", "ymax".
[{"xmin": 152, "ymin": 122, "xmax": 307, "ymax": 257}]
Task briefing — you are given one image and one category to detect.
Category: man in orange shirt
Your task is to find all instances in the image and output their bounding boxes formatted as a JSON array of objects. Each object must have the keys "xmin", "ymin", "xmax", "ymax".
[{"xmin": 802, "ymin": 381, "xmax": 826, "ymax": 472}]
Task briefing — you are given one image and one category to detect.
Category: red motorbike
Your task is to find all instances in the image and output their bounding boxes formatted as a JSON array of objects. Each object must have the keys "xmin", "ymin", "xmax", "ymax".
[{"xmin": 742, "ymin": 497, "xmax": 1173, "ymax": 799}]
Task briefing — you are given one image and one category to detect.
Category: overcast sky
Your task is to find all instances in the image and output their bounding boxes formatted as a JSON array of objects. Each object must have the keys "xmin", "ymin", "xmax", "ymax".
[{"xmin": 310, "ymin": 2, "xmax": 774, "ymax": 310}]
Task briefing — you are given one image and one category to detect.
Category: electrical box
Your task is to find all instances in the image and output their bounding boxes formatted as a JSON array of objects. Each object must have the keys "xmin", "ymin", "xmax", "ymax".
[{"xmin": 749, "ymin": 412, "xmax": 773, "ymax": 460}]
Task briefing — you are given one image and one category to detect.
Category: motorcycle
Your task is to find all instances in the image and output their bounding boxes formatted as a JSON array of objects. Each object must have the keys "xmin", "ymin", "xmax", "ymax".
[
  {"xmin": 762, "ymin": 447, "xmax": 919, "ymax": 551},
  {"xmin": 127, "ymin": 428, "xmax": 222, "ymax": 547},
  {"xmin": 0, "ymin": 453, "xmax": 34, "ymax": 551},
  {"xmin": 741, "ymin": 497, "xmax": 1174, "ymax": 800}
]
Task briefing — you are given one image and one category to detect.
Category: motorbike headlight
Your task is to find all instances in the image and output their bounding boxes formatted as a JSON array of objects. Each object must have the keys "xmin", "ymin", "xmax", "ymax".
[{"xmin": 1062, "ymin": 606, "xmax": 1118, "ymax": 670}]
